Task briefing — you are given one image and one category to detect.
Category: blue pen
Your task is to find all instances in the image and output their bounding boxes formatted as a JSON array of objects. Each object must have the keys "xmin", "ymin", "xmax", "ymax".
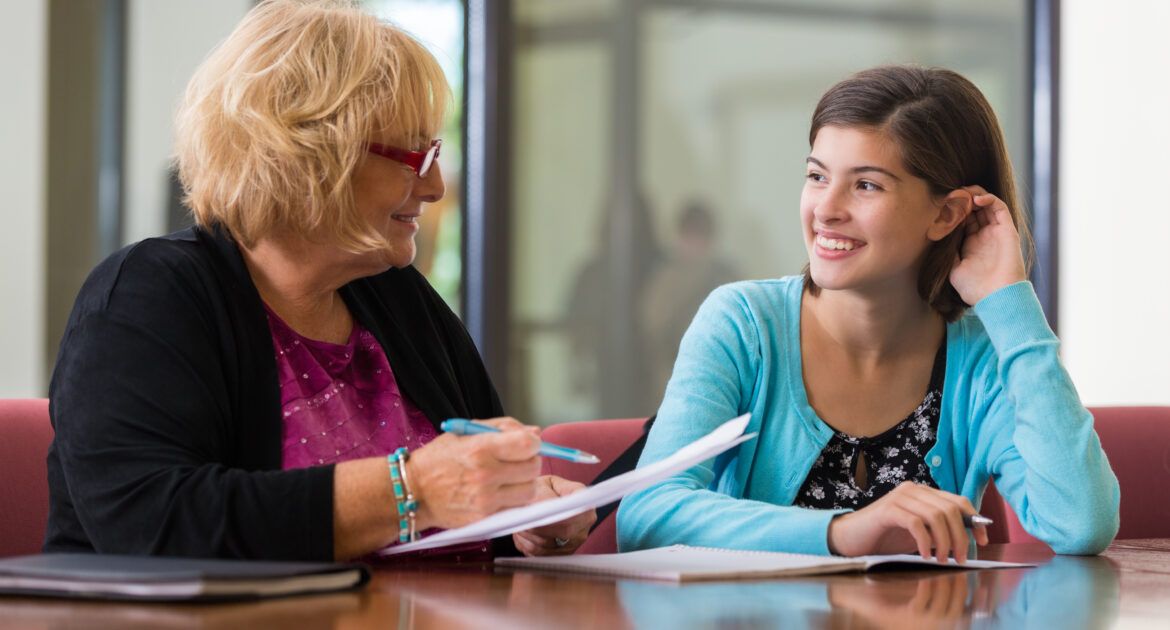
[{"xmin": 441, "ymin": 419, "xmax": 601, "ymax": 464}]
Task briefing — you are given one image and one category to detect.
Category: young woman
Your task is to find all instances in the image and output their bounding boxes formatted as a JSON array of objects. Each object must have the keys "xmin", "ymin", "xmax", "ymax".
[{"xmin": 617, "ymin": 65, "xmax": 1119, "ymax": 562}]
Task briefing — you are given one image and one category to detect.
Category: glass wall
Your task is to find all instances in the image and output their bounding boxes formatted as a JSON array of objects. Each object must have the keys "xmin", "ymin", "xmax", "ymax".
[{"xmin": 507, "ymin": 0, "xmax": 1030, "ymax": 424}]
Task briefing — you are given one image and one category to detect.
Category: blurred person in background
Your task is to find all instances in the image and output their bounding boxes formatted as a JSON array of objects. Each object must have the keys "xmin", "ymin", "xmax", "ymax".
[{"xmin": 640, "ymin": 201, "xmax": 738, "ymax": 403}]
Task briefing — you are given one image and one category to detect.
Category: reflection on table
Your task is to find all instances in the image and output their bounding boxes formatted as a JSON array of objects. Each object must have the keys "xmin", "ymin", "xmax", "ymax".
[
  {"xmin": 618, "ymin": 551, "xmax": 1120, "ymax": 629},
  {"xmin": 0, "ymin": 541, "xmax": 1167, "ymax": 629}
]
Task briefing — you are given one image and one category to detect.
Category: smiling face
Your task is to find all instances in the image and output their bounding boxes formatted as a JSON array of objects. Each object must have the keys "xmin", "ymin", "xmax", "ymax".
[
  {"xmin": 800, "ymin": 125, "xmax": 947, "ymax": 295},
  {"xmin": 348, "ymin": 136, "xmax": 446, "ymax": 272}
]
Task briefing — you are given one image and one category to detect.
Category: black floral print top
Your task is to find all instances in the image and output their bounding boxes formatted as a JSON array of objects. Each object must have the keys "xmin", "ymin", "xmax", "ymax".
[{"xmin": 794, "ymin": 338, "xmax": 946, "ymax": 511}]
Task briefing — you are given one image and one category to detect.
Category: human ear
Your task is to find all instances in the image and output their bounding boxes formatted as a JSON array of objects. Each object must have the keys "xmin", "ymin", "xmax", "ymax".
[{"xmin": 927, "ymin": 189, "xmax": 975, "ymax": 241}]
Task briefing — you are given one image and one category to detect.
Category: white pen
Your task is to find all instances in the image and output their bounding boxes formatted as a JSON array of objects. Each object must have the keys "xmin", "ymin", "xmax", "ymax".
[{"xmin": 964, "ymin": 514, "xmax": 994, "ymax": 528}]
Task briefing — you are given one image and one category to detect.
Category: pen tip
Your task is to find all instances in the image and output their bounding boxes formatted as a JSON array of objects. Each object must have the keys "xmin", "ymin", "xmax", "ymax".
[{"xmin": 581, "ymin": 455, "xmax": 601, "ymax": 464}]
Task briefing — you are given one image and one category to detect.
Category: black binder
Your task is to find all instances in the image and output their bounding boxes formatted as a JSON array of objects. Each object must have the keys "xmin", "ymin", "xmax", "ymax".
[{"xmin": 0, "ymin": 553, "xmax": 369, "ymax": 602}]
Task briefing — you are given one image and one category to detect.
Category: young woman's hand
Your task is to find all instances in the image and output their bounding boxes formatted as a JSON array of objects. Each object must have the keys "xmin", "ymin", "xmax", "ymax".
[
  {"xmin": 512, "ymin": 475, "xmax": 596, "ymax": 556},
  {"xmin": 407, "ymin": 417, "xmax": 543, "ymax": 531},
  {"xmin": 948, "ymin": 185, "xmax": 1027, "ymax": 305},
  {"xmin": 826, "ymin": 482, "xmax": 990, "ymax": 563}
]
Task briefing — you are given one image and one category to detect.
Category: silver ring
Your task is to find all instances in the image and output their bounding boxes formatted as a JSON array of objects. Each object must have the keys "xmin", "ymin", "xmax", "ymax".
[{"xmin": 554, "ymin": 537, "xmax": 569, "ymax": 548}]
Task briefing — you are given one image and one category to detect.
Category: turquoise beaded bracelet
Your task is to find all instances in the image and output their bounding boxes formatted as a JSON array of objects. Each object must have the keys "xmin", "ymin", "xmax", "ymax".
[{"xmin": 387, "ymin": 447, "xmax": 418, "ymax": 544}]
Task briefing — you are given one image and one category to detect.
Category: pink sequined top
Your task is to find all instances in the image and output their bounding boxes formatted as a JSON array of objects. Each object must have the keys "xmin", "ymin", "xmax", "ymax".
[
  {"xmin": 266, "ymin": 306, "xmax": 437, "ymax": 469},
  {"xmin": 266, "ymin": 306, "xmax": 493, "ymax": 563}
]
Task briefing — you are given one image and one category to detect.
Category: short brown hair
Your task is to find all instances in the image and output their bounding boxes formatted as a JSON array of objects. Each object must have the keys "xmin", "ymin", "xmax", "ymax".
[
  {"xmin": 174, "ymin": 0, "xmax": 450, "ymax": 252},
  {"xmin": 804, "ymin": 65, "xmax": 1033, "ymax": 322}
]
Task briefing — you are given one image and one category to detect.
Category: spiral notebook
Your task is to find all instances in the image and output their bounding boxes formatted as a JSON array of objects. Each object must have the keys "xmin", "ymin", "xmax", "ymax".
[{"xmin": 496, "ymin": 545, "xmax": 1034, "ymax": 582}]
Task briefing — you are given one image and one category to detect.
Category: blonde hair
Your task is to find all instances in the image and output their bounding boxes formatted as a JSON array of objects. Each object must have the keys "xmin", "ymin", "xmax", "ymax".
[{"xmin": 174, "ymin": 0, "xmax": 450, "ymax": 252}]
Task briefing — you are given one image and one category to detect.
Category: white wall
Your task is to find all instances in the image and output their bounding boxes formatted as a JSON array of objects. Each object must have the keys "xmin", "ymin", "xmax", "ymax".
[
  {"xmin": 0, "ymin": 0, "xmax": 47, "ymax": 397},
  {"xmin": 1060, "ymin": 0, "xmax": 1170, "ymax": 405},
  {"xmin": 124, "ymin": 0, "xmax": 251, "ymax": 243}
]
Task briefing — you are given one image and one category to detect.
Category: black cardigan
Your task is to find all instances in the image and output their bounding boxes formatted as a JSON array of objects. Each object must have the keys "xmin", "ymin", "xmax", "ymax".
[{"xmin": 45, "ymin": 226, "xmax": 504, "ymax": 560}]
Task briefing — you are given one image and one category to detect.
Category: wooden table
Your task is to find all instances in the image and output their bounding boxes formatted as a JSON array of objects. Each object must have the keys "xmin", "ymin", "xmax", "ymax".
[{"xmin": 1, "ymin": 541, "xmax": 1168, "ymax": 629}]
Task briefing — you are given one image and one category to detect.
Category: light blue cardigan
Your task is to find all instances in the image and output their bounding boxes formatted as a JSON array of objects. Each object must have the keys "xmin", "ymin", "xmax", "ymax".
[{"xmin": 617, "ymin": 278, "xmax": 1119, "ymax": 555}]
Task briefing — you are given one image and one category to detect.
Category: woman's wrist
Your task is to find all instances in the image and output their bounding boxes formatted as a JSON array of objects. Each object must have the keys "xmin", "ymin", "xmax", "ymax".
[
  {"xmin": 404, "ymin": 458, "xmax": 433, "ymax": 531},
  {"xmin": 826, "ymin": 512, "xmax": 854, "ymax": 557},
  {"xmin": 387, "ymin": 449, "xmax": 417, "ymax": 543},
  {"xmin": 971, "ymin": 275, "xmax": 1028, "ymax": 306},
  {"xmin": 972, "ymin": 280, "xmax": 1055, "ymax": 348}
]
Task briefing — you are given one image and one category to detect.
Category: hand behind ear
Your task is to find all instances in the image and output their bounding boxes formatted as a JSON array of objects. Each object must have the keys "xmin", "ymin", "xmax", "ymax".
[
  {"xmin": 928, "ymin": 189, "xmax": 976, "ymax": 242},
  {"xmin": 947, "ymin": 185, "xmax": 1027, "ymax": 305}
]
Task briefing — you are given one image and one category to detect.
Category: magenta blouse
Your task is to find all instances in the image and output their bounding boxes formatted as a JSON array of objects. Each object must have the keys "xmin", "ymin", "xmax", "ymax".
[
  {"xmin": 265, "ymin": 306, "xmax": 492, "ymax": 562},
  {"xmin": 266, "ymin": 306, "xmax": 437, "ymax": 469}
]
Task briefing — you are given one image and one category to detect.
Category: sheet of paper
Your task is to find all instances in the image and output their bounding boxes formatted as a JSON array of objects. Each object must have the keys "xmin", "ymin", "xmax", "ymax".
[
  {"xmin": 494, "ymin": 545, "xmax": 1036, "ymax": 582},
  {"xmin": 497, "ymin": 545, "xmax": 861, "ymax": 581},
  {"xmin": 379, "ymin": 414, "xmax": 754, "ymax": 556},
  {"xmin": 860, "ymin": 555, "xmax": 1035, "ymax": 570}
]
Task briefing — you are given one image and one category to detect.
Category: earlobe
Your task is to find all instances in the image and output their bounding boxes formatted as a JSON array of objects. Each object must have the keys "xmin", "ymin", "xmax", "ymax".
[{"xmin": 927, "ymin": 190, "xmax": 974, "ymax": 241}]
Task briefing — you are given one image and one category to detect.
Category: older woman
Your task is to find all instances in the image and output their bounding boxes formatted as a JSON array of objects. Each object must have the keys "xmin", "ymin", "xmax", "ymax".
[{"xmin": 46, "ymin": 0, "xmax": 593, "ymax": 561}]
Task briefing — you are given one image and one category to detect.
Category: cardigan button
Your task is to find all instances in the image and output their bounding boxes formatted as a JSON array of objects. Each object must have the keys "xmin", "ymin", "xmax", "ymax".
[{"xmin": 930, "ymin": 455, "xmax": 943, "ymax": 467}]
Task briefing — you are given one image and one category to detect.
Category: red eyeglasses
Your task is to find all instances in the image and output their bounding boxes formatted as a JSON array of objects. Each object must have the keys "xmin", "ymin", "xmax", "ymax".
[{"xmin": 367, "ymin": 139, "xmax": 442, "ymax": 177}]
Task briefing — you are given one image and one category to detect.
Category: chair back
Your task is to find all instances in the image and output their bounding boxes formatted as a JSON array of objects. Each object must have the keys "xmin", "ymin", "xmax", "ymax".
[
  {"xmin": 0, "ymin": 399, "xmax": 52, "ymax": 557},
  {"xmin": 979, "ymin": 481, "xmax": 1032, "ymax": 544},
  {"xmin": 540, "ymin": 418, "xmax": 648, "ymax": 554},
  {"xmin": 1092, "ymin": 406, "xmax": 1170, "ymax": 539},
  {"xmin": 984, "ymin": 406, "xmax": 1170, "ymax": 545}
]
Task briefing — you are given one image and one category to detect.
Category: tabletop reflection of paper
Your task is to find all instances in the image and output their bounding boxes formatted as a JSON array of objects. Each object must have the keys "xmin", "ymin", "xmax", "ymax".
[{"xmin": 379, "ymin": 414, "xmax": 755, "ymax": 556}]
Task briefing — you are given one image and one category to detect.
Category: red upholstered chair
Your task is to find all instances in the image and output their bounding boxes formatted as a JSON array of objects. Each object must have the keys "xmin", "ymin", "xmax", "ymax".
[
  {"xmin": 540, "ymin": 418, "xmax": 648, "ymax": 554},
  {"xmin": 984, "ymin": 406, "xmax": 1170, "ymax": 545},
  {"xmin": 980, "ymin": 481, "xmax": 1035, "ymax": 544},
  {"xmin": 0, "ymin": 398, "xmax": 52, "ymax": 557}
]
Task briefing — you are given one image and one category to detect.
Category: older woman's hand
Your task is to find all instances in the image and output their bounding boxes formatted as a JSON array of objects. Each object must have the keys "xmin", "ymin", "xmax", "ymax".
[
  {"xmin": 407, "ymin": 417, "xmax": 543, "ymax": 531},
  {"xmin": 512, "ymin": 476, "xmax": 596, "ymax": 556}
]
